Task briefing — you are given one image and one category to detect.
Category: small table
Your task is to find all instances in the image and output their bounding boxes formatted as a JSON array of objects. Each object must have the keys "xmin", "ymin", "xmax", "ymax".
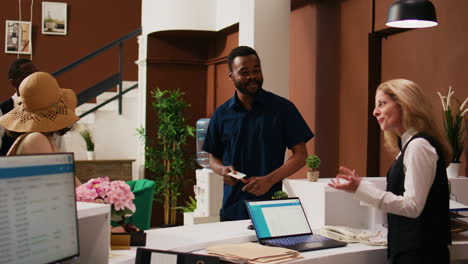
[{"xmin": 75, "ymin": 159, "xmax": 135, "ymax": 182}]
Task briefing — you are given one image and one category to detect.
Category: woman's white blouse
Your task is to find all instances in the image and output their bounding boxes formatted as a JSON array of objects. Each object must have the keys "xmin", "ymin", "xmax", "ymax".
[{"xmin": 353, "ymin": 128, "xmax": 438, "ymax": 218}]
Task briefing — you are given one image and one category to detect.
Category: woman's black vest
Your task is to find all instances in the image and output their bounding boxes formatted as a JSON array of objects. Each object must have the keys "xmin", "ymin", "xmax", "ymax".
[{"xmin": 386, "ymin": 134, "xmax": 451, "ymax": 254}]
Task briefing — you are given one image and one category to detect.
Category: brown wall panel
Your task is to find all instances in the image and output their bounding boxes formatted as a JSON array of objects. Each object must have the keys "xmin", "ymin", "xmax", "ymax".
[
  {"xmin": 205, "ymin": 25, "xmax": 239, "ymax": 116},
  {"xmin": 206, "ymin": 64, "xmax": 216, "ymax": 116},
  {"xmin": 210, "ymin": 26, "xmax": 239, "ymax": 113},
  {"xmin": 146, "ymin": 29, "xmax": 237, "ymax": 226},
  {"xmin": 146, "ymin": 61, "xmax": 207, "ymax": 227},
  {"xmin": 215, "ymin": 63, "xmax": 234, "ymax": 108},
  {"xmin": 314, "ymin": 1, "xmax": 341, "ymax": 179},
  {"xmin": 0, "ymin": 0, "xmax": 140, "ymax": 102},
  {"xmin": 337, "ymin": 0, "xmax": 371, "ymax": 176},
  {"xmin": 289, "ymin": 3, "xmax": 317, "ymax": 179}
]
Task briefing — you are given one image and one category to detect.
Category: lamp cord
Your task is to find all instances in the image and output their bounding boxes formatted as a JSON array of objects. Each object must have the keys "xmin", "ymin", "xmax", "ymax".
[
  {"xmin": 16, "ymin": 0, "xmax": 34, "ymax": 60},
  {"xmin": 371, "ymin": 0, "xmax": 375, "ymax": 33},
  {"xmin": 30, "ymin": 0, "xmax": 34, "ymax": 60},
  {"xmin": 18, "ymin": 0, "xmax": 21, "ymax": 59}
]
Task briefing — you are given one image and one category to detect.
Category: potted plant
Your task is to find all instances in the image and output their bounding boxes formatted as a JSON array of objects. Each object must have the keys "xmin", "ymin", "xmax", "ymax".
[
  {"xmin": 306, "ymin": 155, "xmax": 321, "ymax": 182},
  {"xmin": 79, "ymin": 127, "xmax": 95, "ymax": 160},
  {"xmin": 437, "ymin": 86, "xmax": 467, "ymax": 178},
  {"xmin": 174, "ymin": 196, "xmax": 198, "ymax": 225},
  {"xmin": 272, "ymin": 190, "xmax": 288, "ymax": 199},
  {"xmin": 44, "ymin": 18, "xmax": 56, "ymax": 31},
  {"xmin": 137, "ymin": 88, "xmax": 195, "ymax": 226},
  {"xmin": 75, "ymin": 177, "xmax": 146, "ymax": 248}
]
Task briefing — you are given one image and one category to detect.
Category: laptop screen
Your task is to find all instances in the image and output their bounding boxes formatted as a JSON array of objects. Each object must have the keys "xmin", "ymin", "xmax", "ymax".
[
  {"xmin": 0, "ymin": 153, "xmax": 79, "ymax": 264},
  {"xmin": 246, "ymin": 198, "xmax": 312, "ymax": 239}
]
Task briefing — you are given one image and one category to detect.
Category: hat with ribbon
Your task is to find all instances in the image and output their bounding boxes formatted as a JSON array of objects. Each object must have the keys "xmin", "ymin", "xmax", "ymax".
[{"xmin": 0, "ymin": 72, "xmax": 79, "ymax": 132}]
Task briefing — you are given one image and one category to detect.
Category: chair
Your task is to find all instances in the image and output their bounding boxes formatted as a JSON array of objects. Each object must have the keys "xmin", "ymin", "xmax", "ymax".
[{"xmin": 112, "ymin": 179, "xmax": 156, "ymax": 230}]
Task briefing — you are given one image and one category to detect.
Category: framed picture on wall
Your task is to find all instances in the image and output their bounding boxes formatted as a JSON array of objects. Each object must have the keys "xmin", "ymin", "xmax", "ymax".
[
  {"xmin": 42, "ymin": 1, "xmax": 67, "ymax": 35},
  {"xmin": 5, "ymin": 20, "xmax": 32, "ymax": 54}
]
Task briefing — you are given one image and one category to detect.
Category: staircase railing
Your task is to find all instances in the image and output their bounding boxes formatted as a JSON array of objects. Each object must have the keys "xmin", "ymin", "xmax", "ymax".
[{"xmin": 52, "ymin": 28, "xmax": 142, "ymax": 118}]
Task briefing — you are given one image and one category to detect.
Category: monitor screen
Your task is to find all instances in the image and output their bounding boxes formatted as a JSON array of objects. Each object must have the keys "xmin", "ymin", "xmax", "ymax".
[{"xmin": 0, "ymin": 153, "xmax": 79, "ymax": 264}]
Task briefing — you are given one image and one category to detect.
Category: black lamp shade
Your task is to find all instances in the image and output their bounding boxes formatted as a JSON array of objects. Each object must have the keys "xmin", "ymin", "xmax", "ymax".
[{"xmin": 386, "ymin": 0, "xmax": 438, "ymax": 28}]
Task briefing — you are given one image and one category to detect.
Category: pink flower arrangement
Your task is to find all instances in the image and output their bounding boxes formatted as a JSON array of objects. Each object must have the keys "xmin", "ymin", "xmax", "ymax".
[{"xmin": 76, "ymin": 177, "xmax": 136, "ymax": 223}]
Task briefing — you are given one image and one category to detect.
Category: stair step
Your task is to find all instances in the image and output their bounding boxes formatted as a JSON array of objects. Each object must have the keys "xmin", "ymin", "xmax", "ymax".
[
  {"xmin": 75, "ymin": 103, "xmax": 96, "ymax": 123},
  {"xmin": 123, "ymin": 80, "xmax": 138, "ymax": 89},
  {"xmin": 96, "ymin": 89, "xmax": 138, "ymax": 111},
  {"xmin": 63, "ymin": 80, "xmax": 141, "ymax": 179}
]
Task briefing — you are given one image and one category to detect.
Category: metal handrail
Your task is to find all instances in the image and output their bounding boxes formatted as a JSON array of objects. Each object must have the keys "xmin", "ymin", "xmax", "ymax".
[
  {"xmin": 52, "ymin": 28, "xmax": 141, "ymax": 116},
  {"xmin": 52, "ymin": 28, "xmax": 142, "ymax": 77},
  {"xmin": 79, "ymin": 83, "xmax": 138, "ymax": 118},
  {"xmin": 76, "ymin": 73, "xmax": 121, "ymax": 106}
]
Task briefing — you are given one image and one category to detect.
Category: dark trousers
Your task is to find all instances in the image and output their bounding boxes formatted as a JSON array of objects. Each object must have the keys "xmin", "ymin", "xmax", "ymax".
[
  {"xmin": 220, "ymin": 214, "xmax": 235, "ymax": 222},
  {"xmin": 387, "ymin": 247, "xmax": 450, "ymax": 264}
]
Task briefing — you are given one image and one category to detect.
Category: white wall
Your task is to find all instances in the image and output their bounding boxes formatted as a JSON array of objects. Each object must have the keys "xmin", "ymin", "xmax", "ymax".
[
  {"xmin": 142, "ymin": 0, "xmax": 240, "ymax": 35},
  {"xmin": 239, "ymin": 0, "xmax": 290, "ymax": 99},
  {"xmin": 216, "ymin": 0, "xmax": 240, "ymax": 30},
  {"xmin": 142, "ymin": 0, "xmax": 216, "ymax": 35}
]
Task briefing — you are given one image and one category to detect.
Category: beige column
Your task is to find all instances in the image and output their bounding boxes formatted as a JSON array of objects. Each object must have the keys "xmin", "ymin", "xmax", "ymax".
[{"xmin": 239, "ymin": 0, "xmax": 290, "ymax": 99}]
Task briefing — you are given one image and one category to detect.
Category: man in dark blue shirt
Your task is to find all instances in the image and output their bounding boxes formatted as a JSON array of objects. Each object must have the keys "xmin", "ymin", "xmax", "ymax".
[{"xmin": 202, "ymin": 46, "xmax": 314, "ymax": 221}]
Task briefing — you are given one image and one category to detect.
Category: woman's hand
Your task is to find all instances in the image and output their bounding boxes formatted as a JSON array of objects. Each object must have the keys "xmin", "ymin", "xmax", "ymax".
[{"xmin": 328, "ymin": 166, "xmax": 362, "ymax": 193}]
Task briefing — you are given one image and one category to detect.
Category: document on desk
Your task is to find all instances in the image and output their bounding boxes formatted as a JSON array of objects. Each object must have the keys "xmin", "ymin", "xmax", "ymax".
[
  {"xmin": 206, "ymin": 242, "xmax": 303, "ymax": 264},
  {"xmin": 450, "ymin": 200, "xmax": 468, "ymax": 211}
]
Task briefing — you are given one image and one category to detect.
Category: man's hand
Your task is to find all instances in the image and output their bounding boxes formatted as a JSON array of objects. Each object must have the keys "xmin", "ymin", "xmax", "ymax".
[
  {"xmin": 219, "ymin": 165, "xmax": 239, "ymax": 186},
  {"xmin": 208, "ymin": 156, "xmax": 240, "ymax": 186},
  {"xmin": 241, "ymin": 176, "xmax": 274, "ymax": 196}
]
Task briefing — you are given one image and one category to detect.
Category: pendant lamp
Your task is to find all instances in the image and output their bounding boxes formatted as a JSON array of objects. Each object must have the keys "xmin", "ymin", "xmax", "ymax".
[{"xmin": 386, "ymin": 0, "xmax": 438, "ymax": 28}]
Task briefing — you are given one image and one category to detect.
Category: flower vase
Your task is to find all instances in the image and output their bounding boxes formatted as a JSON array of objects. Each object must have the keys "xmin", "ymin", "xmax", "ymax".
[
  {"xmin": 111, "ymin": 223, "xmax": 146, "ymax": 249},
  {"xmin": 86, "ymin": 151, "xmax": 95, "ymax": 160},
  {"xmin": 447, "ymin": 163, "xmax": 461, "ymax": 179}
]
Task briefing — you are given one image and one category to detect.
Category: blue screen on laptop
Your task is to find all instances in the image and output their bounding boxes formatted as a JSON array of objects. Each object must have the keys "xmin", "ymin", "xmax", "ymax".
[{"xmin": 246, "ymin": 198, "xmax": 312, "ymax": 239}]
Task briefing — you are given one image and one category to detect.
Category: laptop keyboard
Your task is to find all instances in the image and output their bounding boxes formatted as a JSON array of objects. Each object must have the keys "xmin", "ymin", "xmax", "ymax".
[{"xmin": 265, "ymin": 235, "xmax": 330, "ymax": 246}]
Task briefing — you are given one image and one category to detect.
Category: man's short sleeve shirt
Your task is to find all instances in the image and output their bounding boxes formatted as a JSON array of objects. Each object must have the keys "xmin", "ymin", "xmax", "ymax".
[{"xmin": 202, "ymin": 89, "xmax": 313, "ymax": 220}]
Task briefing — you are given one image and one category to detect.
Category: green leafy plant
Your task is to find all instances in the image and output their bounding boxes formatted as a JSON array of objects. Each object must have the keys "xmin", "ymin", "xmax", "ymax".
[
  {"xmin": 137, "ymin": 88, "xmax": 195, "ymax": 226},
  {"xmin": 174, "ymin": 196, "xmax": 197, "ymax": 213},
  {"xmin": 437, "ymin": 86, "xmax": 467, "ymax": 163},
  {"xmin": 272, "ymin": 191, "xmax": 288, "ymax": 199},
  {"xmin": 79, "ymin": 128, "xmax": 95, "ymax": 151},
  {"xmin": 306, "ymin": 155, "xmax": 321, "ymax": 171}
]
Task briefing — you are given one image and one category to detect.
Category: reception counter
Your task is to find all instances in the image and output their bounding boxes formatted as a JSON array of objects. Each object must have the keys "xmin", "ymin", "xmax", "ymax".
[
  {"xmin": 107, "ymin": 177, "xmax": 468, "ymax": 263},
  {"xmin": 109, "ymin": 220, "xmax": 468, "ymax": 263}
]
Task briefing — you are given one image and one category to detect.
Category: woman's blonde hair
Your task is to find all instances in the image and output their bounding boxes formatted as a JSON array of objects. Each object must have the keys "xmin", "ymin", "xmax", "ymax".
[{"xmin": 377, "ymin": 79, "xmax": 452, "ymax": 166}]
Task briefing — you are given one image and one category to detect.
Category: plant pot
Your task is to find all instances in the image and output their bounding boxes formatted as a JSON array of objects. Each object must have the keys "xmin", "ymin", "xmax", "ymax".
[
  {"xmin": 447, "ymin": 163, "xmax": 461, "ymax": 179},
  {"xmin": 110, "ymin": 231, "xmax": 146, "ymax": 250},
  {"xmin": 307, "ymin": 171, "xmax": 320, "ymax": 182},
  {"xmin": 86, "ymin": 151, "xmax": 95, "ymax": 160}
]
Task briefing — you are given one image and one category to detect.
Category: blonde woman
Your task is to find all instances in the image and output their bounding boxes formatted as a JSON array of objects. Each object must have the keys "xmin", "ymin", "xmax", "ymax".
[
  {"xmin": 329, "ymin": 79, "xmax": 452, "ymax": 264},
  {"xmin": 0, "ymin": 72, "xmax": 81, "ymax": 186}
]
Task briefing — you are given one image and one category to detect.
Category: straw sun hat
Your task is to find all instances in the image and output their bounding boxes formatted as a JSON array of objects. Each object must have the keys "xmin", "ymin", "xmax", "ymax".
[{"xmin": 0, "ymin": 72, "xmax": 79, "ymax": 133}]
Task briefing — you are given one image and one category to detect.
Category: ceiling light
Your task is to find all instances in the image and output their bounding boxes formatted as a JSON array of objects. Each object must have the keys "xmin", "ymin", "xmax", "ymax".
[{"xmin": 386, "ymin": 0, "xmax": 438, "ymax": 28}]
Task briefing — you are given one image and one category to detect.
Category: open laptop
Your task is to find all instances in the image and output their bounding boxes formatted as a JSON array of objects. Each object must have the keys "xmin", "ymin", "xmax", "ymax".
[{"xmin": 245, "ymin": 197, "xmax": 346, "ymax": 252}]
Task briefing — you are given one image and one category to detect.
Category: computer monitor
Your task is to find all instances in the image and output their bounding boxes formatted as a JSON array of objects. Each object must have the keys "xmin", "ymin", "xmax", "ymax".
[{"xmin": 0, "ymin": 153, "xmax": 79, "ymax": 264}]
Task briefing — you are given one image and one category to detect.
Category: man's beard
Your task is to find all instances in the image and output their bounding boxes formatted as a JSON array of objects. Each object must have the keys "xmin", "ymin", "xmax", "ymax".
[{"xmin": 235, "ymin": 79, "xmax": 263, "ymax": 97}]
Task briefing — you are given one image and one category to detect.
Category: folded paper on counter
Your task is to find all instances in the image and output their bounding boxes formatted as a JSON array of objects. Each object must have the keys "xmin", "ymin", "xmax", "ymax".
[{"xmin": 206, "ymin": 242, "xmax": 302, "ymax": 264}]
